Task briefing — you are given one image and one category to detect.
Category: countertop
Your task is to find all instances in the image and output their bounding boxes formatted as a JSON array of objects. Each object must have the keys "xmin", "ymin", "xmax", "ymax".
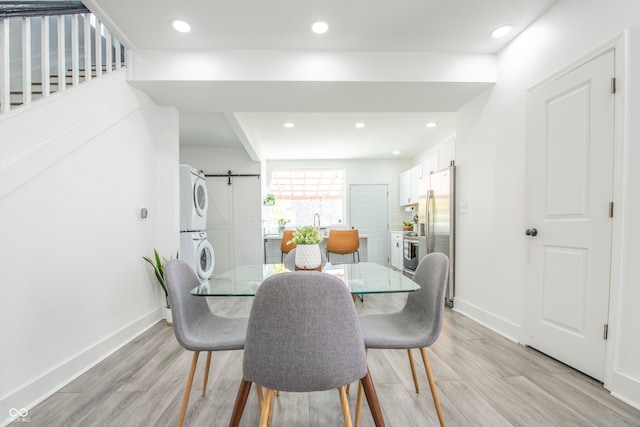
[{"xmin": 264, "ymin": 233, "xmax": 369, "ymax": 240}]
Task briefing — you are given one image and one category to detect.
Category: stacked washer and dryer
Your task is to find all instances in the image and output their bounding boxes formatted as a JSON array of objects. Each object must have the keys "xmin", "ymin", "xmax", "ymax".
[{"xmin": 179, "ymin": 165, "xmax": 215, "ymax": 284}]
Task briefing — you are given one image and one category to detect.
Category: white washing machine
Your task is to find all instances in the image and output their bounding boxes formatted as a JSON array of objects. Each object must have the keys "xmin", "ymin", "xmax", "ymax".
[
  {"xmin": 180, "ymin": 164, "xmax": 208, "ymax": 232},
  {"xmin": 180, "ymin": 231, "xmax": 215, "ymax": 284}
]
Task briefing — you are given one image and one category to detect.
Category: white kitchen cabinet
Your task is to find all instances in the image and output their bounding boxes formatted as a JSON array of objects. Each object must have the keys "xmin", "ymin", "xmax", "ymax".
[
  {"xmin": 399, "ymin": 170, "xmax": 412, "ymax": 206},
  {"xmin": 399, "ymin": 164, "xmax": 423, "ymax": 205},
  {"xmin": 390, "ymin": 231, "xmax": 403, "ymax": 270}
]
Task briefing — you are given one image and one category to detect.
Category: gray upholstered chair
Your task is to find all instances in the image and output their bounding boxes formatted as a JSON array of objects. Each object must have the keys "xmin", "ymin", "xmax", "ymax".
[
  {"xmin": 354, "ymin": 252, "xmax": 449, "ymax": 427},
  {"xmin": 282, "ymin": 247, "xmax": 328, "ymax": 271},
  {"xmin": 164, "ymin": 259, "xmax": 248, "ymax": 427},
  {"xmin": 228, "ymin": 271, "xmax": 385, "ymax": 427}
]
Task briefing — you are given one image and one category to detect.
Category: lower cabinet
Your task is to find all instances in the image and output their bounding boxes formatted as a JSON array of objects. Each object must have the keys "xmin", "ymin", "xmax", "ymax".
[{"xmin": 390, "ymin": 232, "xmax": 403, "ymax": 270}]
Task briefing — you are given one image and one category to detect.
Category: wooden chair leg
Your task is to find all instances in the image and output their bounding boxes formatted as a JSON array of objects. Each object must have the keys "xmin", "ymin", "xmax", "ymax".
[
  {"xmin": 407, "ymin": 349, "xmax": 420, "ymax": 393},
  {"xmin": 360, "ymin": 368, "xmax": 385, "ymax": 427},
  {"xmin": 255, "ymin": 384, "xmax": 264, "ymax": 408},
  {"xmin": 354, "ymin": 348, "xmax": 369, "ymax": 427},
  {"xmin": 229, "ymin": 378, "xmax": 252, "ymax": 427},
  {"xmin": 267, "ymin": 389, "xmax": 275, "ymax": 427},
  {"xmin": 178, "ymin": 351, "xmax": 199, "ymax": 427},
  {"xmin": 260, "ymin": 388, "xmax": 275, "ymax": 427},
  {"xmin": 420, "ymin": 347, "xmax": 445, "ymax": 427},
  {"xmin": 354, "ymin": 381, "xmax": 364, "ymax": 427},
  {"xmin": 254, "ymin": 385, "xmax": 274, "ymax": 427},
  {"xmin": 339, "ymin": 386, "xmax": 353, "ymax": 427},
  {"xmin": 202, "ymin": 351, "xmax": 212, "ymax": 396}
]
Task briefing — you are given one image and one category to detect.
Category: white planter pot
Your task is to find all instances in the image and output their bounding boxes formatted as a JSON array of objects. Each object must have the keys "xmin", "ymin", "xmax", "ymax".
[
  {"xmin": 295, "ymin": 244, "xmax": 321, "ymax": 270},
  {"xmin": 164, "ymin": 307, "xmax": 173, "ymax": 326}
]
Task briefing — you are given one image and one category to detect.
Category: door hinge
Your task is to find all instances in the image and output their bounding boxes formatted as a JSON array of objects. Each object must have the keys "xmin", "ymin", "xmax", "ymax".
[
  {"xmin": 611, "ymin": 77, "xmax": 617, "ymax": 94},
  {"xmin": 603, "ymin": 324, "xmax": 609, "ymax": 340},
  {"xmin": 609, "ymin": 202, "xmax": 614, "ymax": 218}
]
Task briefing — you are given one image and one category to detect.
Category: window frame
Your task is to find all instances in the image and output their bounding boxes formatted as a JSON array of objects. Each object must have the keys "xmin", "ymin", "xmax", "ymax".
[{"xmin": 267, "ymin": 168, "xmax": 347, "ymax": 227}]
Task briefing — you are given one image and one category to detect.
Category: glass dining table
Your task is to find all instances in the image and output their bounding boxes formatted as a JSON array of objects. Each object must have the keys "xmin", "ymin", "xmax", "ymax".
[{"xmin": 191, "ymin": 262, "xmax": 420, "ymax": 296}]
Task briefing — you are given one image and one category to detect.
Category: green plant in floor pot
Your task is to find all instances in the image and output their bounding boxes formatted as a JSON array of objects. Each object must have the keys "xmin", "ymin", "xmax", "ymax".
[
  {"xmin": 143, "ymin": 249, "xmax": 178, "ymax": 325},
  {"xmin": 289, "ymin": 225, "xmax": 323, "ymax": 270}
]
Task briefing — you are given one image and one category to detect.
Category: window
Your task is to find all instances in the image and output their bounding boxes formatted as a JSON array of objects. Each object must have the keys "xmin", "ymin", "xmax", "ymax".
[{"xmin": 269, "ymin": 169, "xmax": 345, "ymax": 227}]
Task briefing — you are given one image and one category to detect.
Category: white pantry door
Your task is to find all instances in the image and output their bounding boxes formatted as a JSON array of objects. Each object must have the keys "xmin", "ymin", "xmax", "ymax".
[
  {"xmin": 349, "ymin": 184, "xmax": 388, "ymax": 265},
  {"xmin": 524, "ymin": 50, "xmax": 615, "ymax": 381}
]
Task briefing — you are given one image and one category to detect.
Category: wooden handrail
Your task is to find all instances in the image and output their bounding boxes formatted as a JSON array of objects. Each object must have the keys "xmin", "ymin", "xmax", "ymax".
[{"xmin": 0, "ymin": 2, "xmax": 89, "ymax": 19}]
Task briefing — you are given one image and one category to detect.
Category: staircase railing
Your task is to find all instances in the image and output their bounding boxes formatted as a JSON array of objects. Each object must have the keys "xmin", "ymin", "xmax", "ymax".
[{"xmin": 0, "ymin": 1, "xmax": 127, "ymax": 115}]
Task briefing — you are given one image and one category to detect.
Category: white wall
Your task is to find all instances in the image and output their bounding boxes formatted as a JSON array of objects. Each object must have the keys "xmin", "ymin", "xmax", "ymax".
[
  {"xmin": 180, "ymin": 145, "xmax": 261, "ymax": 176},
  {"xmin": 0, "ymin": 71, "xmax": 179, "ymax": 424},
  {"xmin": 455, "ymin": 0, "xmax": 640, "ymax": 408}
]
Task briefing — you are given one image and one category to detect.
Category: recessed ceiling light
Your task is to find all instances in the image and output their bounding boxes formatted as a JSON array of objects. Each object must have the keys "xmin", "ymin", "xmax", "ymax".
[
  {"xmin": 393, "ymin": 150, "xmax": 400, "ymax": 155},
  {"xmin": 426, "ymin": 122, "xmax": 438, "ymax": 128},
  {"xmin": 171, "ymin": 19, "xmax": 191, "ymax": 33},
  {"xmin": 311, "ymin": 21, "xmax": 329, "ymax": 34},
  {"xmin": 355, "ymin": 122, "xmax": 365, "ymax": 128},
  {"xmin": 283, "ymin": 122, "xmax": 295, "ymax": 128},
  {"xmin": 490, "ymin": 25, "xmax": 512, "ymax": 39}
]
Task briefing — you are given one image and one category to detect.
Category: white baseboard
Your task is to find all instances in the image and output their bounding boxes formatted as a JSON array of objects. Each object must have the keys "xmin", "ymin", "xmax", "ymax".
[
  {"xmin": 453, "ymin": 297, "xmax": 521, "ymax": 342},
  {"xmin": 0, "ymin": 308, "xmax": 162, "ymax": 427},
  {"xmin": 611, "ymin": 371, "xmax": 640, "ymax": 411}
]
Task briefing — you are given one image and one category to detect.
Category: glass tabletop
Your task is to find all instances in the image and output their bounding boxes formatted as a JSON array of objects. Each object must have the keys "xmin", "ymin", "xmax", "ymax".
[{"xmin": 191, "ymin": 262, "xmax": 420, "ymax": 296}]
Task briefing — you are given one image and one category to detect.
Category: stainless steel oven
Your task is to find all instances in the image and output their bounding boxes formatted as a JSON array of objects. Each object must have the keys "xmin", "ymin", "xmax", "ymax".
[{"xmin": 403, "ymin": 231, "xmax": 419, "ymax": 277}]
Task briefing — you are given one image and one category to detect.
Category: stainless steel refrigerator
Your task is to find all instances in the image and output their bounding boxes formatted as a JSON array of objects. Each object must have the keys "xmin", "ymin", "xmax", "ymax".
[{"xmin": 418, "ymin": 161, "xmax": 455, "ymax": 307}]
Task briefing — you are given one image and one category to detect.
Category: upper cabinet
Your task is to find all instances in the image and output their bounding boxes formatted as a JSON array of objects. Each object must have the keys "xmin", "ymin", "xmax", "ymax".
[{"xmin": 399, "ymin": 164, "xmax": 423, "ymax": 206}]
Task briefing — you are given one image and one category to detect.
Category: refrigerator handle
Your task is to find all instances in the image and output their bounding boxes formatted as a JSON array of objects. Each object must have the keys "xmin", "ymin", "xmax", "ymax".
[{"xmin": 427, "ymin": 189, "xmax": 435, "ymax": 253}]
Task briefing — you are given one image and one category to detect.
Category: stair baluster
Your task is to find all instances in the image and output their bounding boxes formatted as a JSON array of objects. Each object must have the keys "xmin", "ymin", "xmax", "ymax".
[{"xmin": 0, "ymin": 3, "xmax": 126, "ymax": 114}]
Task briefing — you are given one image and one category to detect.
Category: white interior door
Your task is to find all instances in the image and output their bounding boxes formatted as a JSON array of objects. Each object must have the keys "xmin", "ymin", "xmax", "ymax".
[
  {"xmin": 349, "ymin": 184, "xmax": 388, "ymax": 265},
  {"xmin": 524, "ymin": 50, "xmax": 615, "ymax": 381}
]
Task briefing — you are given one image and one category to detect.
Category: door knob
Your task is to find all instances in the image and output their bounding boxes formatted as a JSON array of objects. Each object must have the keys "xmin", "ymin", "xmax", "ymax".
[{"xmin": 525, "ymin": 228, "xmax": 538, "ymax": 237}]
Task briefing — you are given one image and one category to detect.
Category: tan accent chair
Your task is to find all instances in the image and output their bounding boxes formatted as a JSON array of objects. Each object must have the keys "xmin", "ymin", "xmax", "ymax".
[
  {"xmin": 326, "ymin": 229, "xmax": 360, "ymax": 263},
  {"xmin": 280, "ymin": 229, "xmax": 297, "ymax": 262}
]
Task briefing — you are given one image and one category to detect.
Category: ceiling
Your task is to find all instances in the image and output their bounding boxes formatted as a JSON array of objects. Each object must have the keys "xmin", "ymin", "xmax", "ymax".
[{"xmin": 87, "ymin": 0, "xmax": 559, "ymax": 160}]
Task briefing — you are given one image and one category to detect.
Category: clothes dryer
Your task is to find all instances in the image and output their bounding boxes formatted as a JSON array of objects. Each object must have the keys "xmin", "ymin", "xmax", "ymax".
[
  {"xmin": 180, "ymin": 231, "xmax": 215, "ymax": 284},
  {"xmin": 180, "ymin": 164, "xmax": 208, "ymax": 231}
]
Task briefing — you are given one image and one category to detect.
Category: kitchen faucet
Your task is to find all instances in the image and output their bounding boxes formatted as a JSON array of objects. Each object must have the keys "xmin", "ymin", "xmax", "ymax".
[{"xmin": 313, "ymin": 213, "xmax": 320, "ymax": 230}]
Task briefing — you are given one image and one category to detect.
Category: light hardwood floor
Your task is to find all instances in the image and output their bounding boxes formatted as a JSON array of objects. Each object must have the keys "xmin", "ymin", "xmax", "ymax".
[{"xmin": 28, "ymin": 294, "xmax": 640, "ymax": 426}]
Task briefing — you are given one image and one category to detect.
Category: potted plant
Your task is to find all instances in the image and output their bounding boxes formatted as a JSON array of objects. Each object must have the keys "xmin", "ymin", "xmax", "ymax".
[
  {"xmin": 403, "ymin": 221, "xmax": 414, "ymax": 231},
  {"xmin": 277, "ymin": 218, "xmax": 290, "ymax": 233},
  {"xmin": 264, "ymin": 194, "xmax": 276, "ymax": 206},
  {"xmin": 143, "ymin": 249, "xmax": 178, "ymax": 325},
  {"xmin": 288, "ymin": 225, "xmax": 323, "ymax": 270}
]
